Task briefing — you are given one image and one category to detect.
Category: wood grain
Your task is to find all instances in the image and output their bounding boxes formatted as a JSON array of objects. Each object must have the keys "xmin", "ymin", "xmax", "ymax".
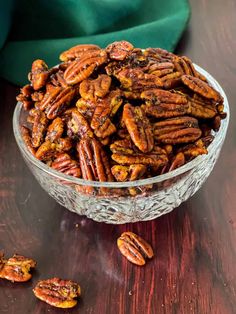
[{"xmin": 0, "ymin": 0, "xmax": 236, "ymax": 313}]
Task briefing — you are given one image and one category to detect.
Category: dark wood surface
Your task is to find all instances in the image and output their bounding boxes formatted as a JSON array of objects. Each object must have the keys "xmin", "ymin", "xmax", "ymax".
[{"xmin": 0, "ymin": 0, "xmax": 236, "ymax": 313}]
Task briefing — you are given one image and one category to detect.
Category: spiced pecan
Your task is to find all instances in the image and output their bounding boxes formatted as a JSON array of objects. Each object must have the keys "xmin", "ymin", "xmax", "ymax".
[
  {"xmin": 52, "ymin": 153, "xmax": 81, "ymax": 177},
  {"xmin": 33, "ymin": 277, "xmax": 81, "ymax": 308},
  {"xmin": 67, "ymin": 109, "xmax": 93, "ymax": 139},
  {"xmin": 123, "ymin": 104, "xmax": 154, "ymax": 153},
  {"xmin": 79, "ymin": 74, "xmax": 111, "ymax": 100},
  {"xmin": 141, "ymin": 89, "xmax": 189, "ymax": 118},
  {"xmin": 0, "ymin": 254, "xmax": 36, "ymax": 282},
  {"xmin": 35, "ymin": 138, "xmax": 72, "ymax": 161},
  {"xmin": 212, "ymin": 115, "xmax": 221, "ymax": 131},
  {"xmin": 50, "ymin": 70, "xmax": 69, "ymax": 88},
  {"xmin": 117, "ymin": 232, "xmax": 154, "ymax": 266},
  {"xmin": 28, "ymin": 59, "xmax": 49, "ymax": 90},
  {"xmin": 76, "ymin": 98, "xmax": 96, "ymax": 121},
  {"xmin": 178, "ymin": 139, "xmax": 208, "ymax": 159},
  {"xmin": 31, "ymin": 110, "xmax": 48, "ymax": 148},
  {"xmin": 106, "ymin": 41, "xmax": 134, "ymax": 60},
  {"xmin": 46, "ymin": 117, "xmax": 64, "ymax": 142},
  {"xmin": 64, "ymin": 50, "xmax": 107, "ymax": 85},
  {"xmin": 16, "ymin": 84, "xmax": 34, "ymax": 110},
  {"xmin": 169, "ymin": 152, "xmax": 185, "ymax": 172},
  {"xmin": 144, "ymin": 48, "xmax": 175, "ymax": 61},
  {"xmin": 60, "ymin": 44, "xmax": 101, "ymax": 62},
  {"xmin": 154, "ymin": 116, "xmax": 202, "ymax": 144},
  {"xmin": 21, "ymin": 126, "xmax": 36, "ymax": 155},
  {"xmin": 182, "ymin": 75, "xmax": 222, "ymax": 101},
  {"xmin": 111, "ymin": 164, "xmax": 147, "ymax": 182},
  {"xmin": 160, "ymin": 71, "xmax": 182, "ymax": 89},
  {"xmin": 187, "ymin": 98, "xmax": 217, "ymax": 119}
]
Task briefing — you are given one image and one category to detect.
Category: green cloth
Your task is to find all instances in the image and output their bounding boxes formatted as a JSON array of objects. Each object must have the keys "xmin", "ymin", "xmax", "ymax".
[{"xmin": 0, "ymin": 0, "xmax": 190, "ymax": 85}]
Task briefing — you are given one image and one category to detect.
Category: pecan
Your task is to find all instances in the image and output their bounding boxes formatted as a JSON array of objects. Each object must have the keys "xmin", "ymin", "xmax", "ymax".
[
  {"xmin": 0, "ymin": 254, "xmax": 36, "ymax": 282},
  {"xmin": 144, "ymin": 48, "xmax": 175, "ymax": 61},
  {"xmin": 154, "ymin": 116, "xmax": 202, "ymax": 144},
  {"xmin": 76, "ymin": 98, "xmax": 96, "ymax": 121},
  {"xmin": 50, "ymin": 70, "xmax": 68, "ymax": 88},
  {"xmin": 39, "ymin": 86, "xmax": 76, "ymax": 119},
  {"xmin": 77, "ymin": 138, "xmax": 113, "ymax": 182},
  {"xmin": 182, "ymin": 75, "xmax": 222, "ymax": 102},
  {"xmin": 46, "ymin": 117, "xmax": 64, "ymax": 142},
  {"xmin": 106, "ymin": 41, "xmax": 134, "ymax": 60},
  {"xmin": 21, "ymin": 126, "xmax": 36, "ymax": 155},
  {"xmin": 33, "ymin": 277, "xmax": 81, "ymax": 308},
  {"xmin": 67, "ymin": 109, "xmax": 93, "ymax": 139},
  {"xmin": 123, "ymin": 104, "xmax": 154, "ymax": 153},
  {"xmin": 28, "ymin": 59, "xmax": 49, "ymax": 90},
  {"xmin": 52, "ymin": 153, "xmax": 81, "ymax": 177},
  {"xmin": 178, "ymin": 139, "xmax": 208, "ymax": 159},
  {"xmin": 60, "ymin": 44, "xmax": 101, "ymax": 62},
  {"xmin": 117, "ymin": 232, "xmax": 154, "ymax": 266},
  {"xmin": 79, "ymin": 74, "xmax": 111, "ymax": 100},
  {"xmin": 141, "ymin": 89, "xmax": 189, "ymax": 118},
  {"xmin": 169, "ymin": 152, "xmax": 185, "ymax": 172},
  {"xmin": 110, "ymin": 138, "xmax": 135, "ymax": 155},
  {"xmin": 31, "ymin": 110, "xmax": 48, "ymax": 148},
  {"xmin": 116, "ymin": 68, "xmax": 163, "ymax": 91},
  {"xmin": 160, "ymin": 71, "xmax": 182, "ymax": 89},
  {"xmin": 111, "ymin": 164, "xmax": 147, "ymax": 182},
  {"xmin": 16, "ymin": 84, "xmax": 34, "ymax": 110},
  {"xmin": 36, "ymin": 138, "xmax": 72, "ymax": 161},
  {"xmin": 64, "ymin": 50, "xmax": 107, "ymax": 85},
  {"xmin": 187, "ymin": 98, "xmax": 217, "ymax": 119}
]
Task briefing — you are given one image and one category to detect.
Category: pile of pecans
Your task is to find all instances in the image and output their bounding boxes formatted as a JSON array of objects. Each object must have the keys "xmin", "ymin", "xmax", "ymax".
[{"xmin": 17, "ymin": 41, "xmax": 226, "ymax": 192}]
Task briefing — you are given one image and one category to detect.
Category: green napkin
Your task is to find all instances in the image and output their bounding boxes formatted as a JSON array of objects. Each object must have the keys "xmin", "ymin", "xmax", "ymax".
[{"xmin": 0, "ymin": 0, "xmax": 190, "ymax": 85}]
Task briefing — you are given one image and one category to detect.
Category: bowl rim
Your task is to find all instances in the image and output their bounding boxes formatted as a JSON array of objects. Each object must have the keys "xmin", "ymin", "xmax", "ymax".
[{"xmin": 13, "ymin": 64, "xmax": 230, "ymax": 188}]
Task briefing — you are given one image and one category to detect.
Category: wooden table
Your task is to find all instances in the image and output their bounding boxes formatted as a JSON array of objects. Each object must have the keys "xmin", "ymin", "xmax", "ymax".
[{"xmin": 0, "ymin": 0, "xmax": 236, "ymax": 313}]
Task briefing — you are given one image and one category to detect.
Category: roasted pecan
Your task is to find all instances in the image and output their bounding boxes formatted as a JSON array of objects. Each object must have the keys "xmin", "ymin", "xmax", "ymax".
[
  {"xmin": 141, "ymin": 89, "xmax": 188, "ymax": 118},
  {"xmin": 110, "ymin": 138, "xmax": 135, "ymax": 155},
  {"xmin": 78, "ymin": 138, "xmax": 113, "ymax": 180},
  {"xmin": 28, "ymin": 59, "xmax": 49, "ymax": 90},
  {"xmin": 21, "ymin": 126, "xmax": 36, "ymax": 155},
  {"xmin": 39, "ymin": 86, "xmax": 76, "ymax": 119},
  {"xmin": 67, "ymin": 109, "xmax": 93, "ymax": 139},
  {"xmin": 160, "ymin": 71, "xmax": 182, "ymax": 89},
  {"xmin": 0, "ymin": 254, "xmax": 36, "ymax": 282},
  {"xmin": 111, "ymin": 164, "xmax": 147, "ymax": 182},
  {"xmin": 36, "ymin": 138, "xmax": 72, "ymax": 161},
  {"xmin": 144, "ymin": 48, "xmax": 175, "ymax": 61},
  {"xmin": 106, "ymin": 41, "xmax": 134, "ymax": 60},
  {"xmin": 16, "ymin": 84, "xmax": 34, "ymax": 110},
  {"xmin": 182, "ymin": 75, "xmax": 222, "ymax": 102},
  {"xmin": 31, "ymin": 110, "xmax": 48, "ymax": 148},
  {"xmin": 169, "ymin": 152, "xmax": 185, "ymax": 172},
  {"xmin": 116, "ymin": 68, "xmax": 163, "ymax": 91},
  {"xmin": 154, "ymin": 116, "xmax": 202, "ymax": 144},
  {"xmin": 79, "ymin": 74, "xmax": 111, "ymax": 101},
  {"xmin": 178, "ymin": 139, "xmax": 208, "ymax": 159},
  {"xmin": 64, "ymin": 50, "xmax": 107, "ymax": 85},
  {"xmin": 52, "ymin": 153, "xmax": 81, "ymax": 177},
  {"xmin": 123, "ymin": 104, "xmax": 154, "ymax": 153},
  {"xmin": 60, "ymin": 44, "xmax": 101, "ymax": 62},
  {"xmin": 76, "ymin": 98, "xmax": 96, "ymax": 121},
  {"xmin": 146, "ymin": 62, "xmax": 174, "ymax": 76},
  {"xmin": 117, "ymin": 232, "xmax": 154, "ymax": 266},
  {"xmin": 33, "ymin": 277, "xmax": 81, "ymax": 308},
  {"xmin": 46, "ymin": 117, "xmax": 64, "ymax": 142},
  {"xmin": 50, "ymin": 70, "xmax": 69, "ymax": 88}
]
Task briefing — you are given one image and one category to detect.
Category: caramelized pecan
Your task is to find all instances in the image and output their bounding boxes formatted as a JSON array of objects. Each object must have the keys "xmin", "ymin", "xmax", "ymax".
[
  {"xmin": 67, "ymin": 109, "xmax": 93, "ymax": 139},
  {"xmin": 154, "ymin": 116, "xmax": 202, "ymax": 144},
  {"xmin": 117, "ymin": 232, "xmax": 154, "ymax": 266},
  {"xmin": 35, "ymin": 138, "xmax": 72, "ymax": 161},
  {"xmin": 64, "ymin": 50, "xmax": 107, "ymax": 85},
  {"xmin": 187, "ymin": 98, "xmax": 217, "ymax": 119},
  {"xmin": 111, "ymin": 164, "xmax": 147, "ymax": 182},
  {"xmin": 169, "ymin": 152, "xmax": 185, "ymax": 172},
  {"xmin": 46, "ymin": 117, "xmax": 64, "ymax": 142},
  {"xmin": 123, "ymin": 104, "xmax": 154, "ymax": 153},
  {"xmin": 52, "ymin": 153, "xmax": 81, "ymax": 177},
  {"xmin": 33, "ymin": 277, "xmax": 81, "ymax": 308},
  {"xmin": 0, "ymin": 254, "xmax": 36, "ymax": 282},
  {"xmin": 79, "ymin": 74, "xmax": 111, "ymax": 100},
  {"xmin": 106, "ymin": 41, "xmax": 134, "ymax": 60},
  {"xmin": 28, "ymin": 59, "xmax": 49, "ymax": 90},
  {"xmin": 16, "ymin": 84, "xmax": 34, "ymax": 110},
  {"xmin": 21, "ymin": 126, "xmax": 36, "ymax": 155},
  {"xmin": 31, "ymin": 110, "xmax": 48, "ymax": 148},
  {"xmin": 182, "ymin": 75, "xmax": 222, "ymax": 101},
  {"xmin": 76, "ymin": 98, "xmax": 96, "ymax": 121},
  {"xmin": 60, "ymin": 44, "xmax": 101, "ymax": 62},
  {"xmin": 178, "ymin": 138, "xmax": 209, "ymax": 159}
]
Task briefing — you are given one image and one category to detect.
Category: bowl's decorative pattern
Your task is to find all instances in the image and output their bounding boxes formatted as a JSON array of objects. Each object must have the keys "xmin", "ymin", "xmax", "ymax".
[{"xmin": 13, "ymin": 65, "xmax": 229, "ymax": 224}]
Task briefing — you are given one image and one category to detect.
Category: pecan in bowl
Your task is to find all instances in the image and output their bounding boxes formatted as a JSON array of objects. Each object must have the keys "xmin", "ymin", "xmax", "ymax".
[{"xmin": 13, "ymin": 41, "xmax": 229, "ymax": 223}]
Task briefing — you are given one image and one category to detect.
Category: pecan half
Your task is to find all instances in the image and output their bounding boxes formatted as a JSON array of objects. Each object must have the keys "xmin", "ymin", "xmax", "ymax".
[
  {"xmin": 21, "ymin": 126, "xmax": 36, "ymax": 155},
  {"xmin": 0, "ymin": 254, "xmax": 36, "ymax": 282},
  {"xmin": 16, "ymin": 84, "xmax": 34, "ymax": 110},
  {"xmin": 117, "ymin": 232, "xmax": 154, "ymax": 266},
  {"xmin": 182, "ymin": 75, "xmax": 222, "ymax": 101},
  {"xmin": 64, "ymin": 50, "xmax": 107, "ymax": 85},
  {"xmin": 67, "ymin": 109, "xmax": 93, "ymax": 139},
  {"xmin": 111, "ymin": 164, "xmax": 147, "ymax": 182},
  {"xmin": 39, "ymin": 86, "xmax": 76, "ymax": 120},
  {"xmin": 178, "ymin": 138, "xmax": 209, "ymax": 159},
  {"xmin": 76, "ymin": 98, "xmax": 96, "ymax": 121},
  {"xmin": 123, "ymin": 104, "xmax": 154, "ymax": 153},
  {"xmin": 60, "ymin": 44, "xmax": 101, "ymax": 62},
  {"xmin": 154, "ymin": 116, "xmax": 202, "ymax": 144},
  {"xmin": 31, "ymin": 110, "xmax": 48, "ymax": 148},
  {"xmin": 169, "ymin": 152, "xmax": 185, "ymax": 172},
  {"xmin": 141, "ymin": 89, "xmax": 189, "ymax": 118},
  {"xmin": 144, "ymin": 48, "xmax": 175, "ymax": 61},
  {"xmin": 33, "ymin": 277, "xmax": 81, "ymax": 308},
  {"xmin": 106, "ymin": 41, "xmax": 134, "ymax": 60},
  {"xmin": 52, "ymin": 153, "xmax": 81, "ymax": 177},
  {"xmin": 35, "ymin": 138, "xmax": 72, "ymax": 161},
  {"xmin": 46, "ymin": 117, "xmax": 64, "ymax": 142},
  {"xmin": 28, "ymin": 59, "xmax": 49, "ymax": 90},
  {"xmin": 187, "ymin": 98, "xmax": 217, "ymax": 119},
  {"xmin": 79, "ymin": 74, "xmax": 111, "ymax": 100}
]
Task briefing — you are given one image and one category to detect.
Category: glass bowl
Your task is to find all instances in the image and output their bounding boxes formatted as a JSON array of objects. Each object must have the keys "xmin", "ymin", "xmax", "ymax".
[{"xmin": 13, "ymin": 65, "xmax": 230, "ymax": 224}]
